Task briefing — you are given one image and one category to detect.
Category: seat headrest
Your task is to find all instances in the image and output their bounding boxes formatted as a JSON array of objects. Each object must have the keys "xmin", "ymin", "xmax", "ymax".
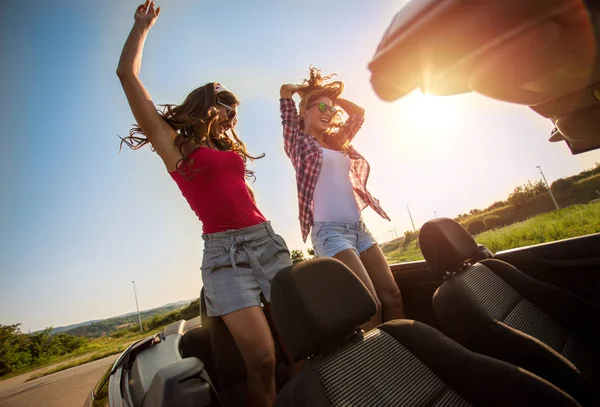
[
  {"xmin": 270, "ymin": 258, "xmax": 377, "ymax": 362},
  {"xmin": 419, "ymin": 218, "xmax": 479, "ymax": 276}
]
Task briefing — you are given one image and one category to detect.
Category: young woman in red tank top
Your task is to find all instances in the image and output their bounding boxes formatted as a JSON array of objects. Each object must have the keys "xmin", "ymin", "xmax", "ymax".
[{"xmin": 117, "ymin": 3, "xmax": 291, "ymax": 406}]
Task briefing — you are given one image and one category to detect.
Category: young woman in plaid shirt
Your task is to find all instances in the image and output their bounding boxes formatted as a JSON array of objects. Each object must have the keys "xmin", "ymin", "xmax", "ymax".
[{"xmin": 280, "ymin": 68, "xmax": 405, "ymax": 330}]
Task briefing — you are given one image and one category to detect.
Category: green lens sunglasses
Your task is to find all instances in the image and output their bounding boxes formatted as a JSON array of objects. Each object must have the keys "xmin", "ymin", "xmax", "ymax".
[{"xmin": 309, "ymin": 102, "xmax": 337, "ymax": 115}]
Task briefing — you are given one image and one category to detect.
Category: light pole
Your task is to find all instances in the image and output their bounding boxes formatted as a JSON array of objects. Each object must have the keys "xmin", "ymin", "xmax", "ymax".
[
  {"xmin": 434, "ymin": 211, "xmax": 437, "ymax": 219},
  {"xmin": 406, "ymin": 204, "xmax": 416, "ymax": 232},
  {"xmin": 132, "ymin": 281, "xmax": 143, "ymax": 334},
  {"xmin": 536, "ymin": 165, "xmax": 560, "ymax": 210}
]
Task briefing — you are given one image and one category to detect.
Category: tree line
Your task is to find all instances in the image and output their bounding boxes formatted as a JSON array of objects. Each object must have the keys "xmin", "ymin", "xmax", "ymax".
[{"xmin": 0, "ymin": 324, "xmax": 87, "ymax": 376}]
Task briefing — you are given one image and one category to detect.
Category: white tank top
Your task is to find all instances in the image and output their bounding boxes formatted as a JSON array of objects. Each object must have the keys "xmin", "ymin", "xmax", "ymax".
[{"xmin": 313, "ymin": 147, "xmax": 361, "ymax": 222}]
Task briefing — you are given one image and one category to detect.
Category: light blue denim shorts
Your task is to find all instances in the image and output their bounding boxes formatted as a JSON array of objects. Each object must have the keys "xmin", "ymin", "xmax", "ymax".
[
  {"xmin": 310, "ymin": 220, "xmax": 378, "ymax": 258},
  {"xmin": 201, "ymin": 221, "xmax": 292, "ymax": 317}
]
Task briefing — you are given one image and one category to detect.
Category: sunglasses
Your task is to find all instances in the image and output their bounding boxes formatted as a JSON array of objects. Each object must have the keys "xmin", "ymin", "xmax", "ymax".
[
  {"xmin": 309, "ymin": 102, "xmax": 337, "ymax": 115},
  {"xmin": 217, "ymin": 101, "xmax": 237, "ymax": 121}
]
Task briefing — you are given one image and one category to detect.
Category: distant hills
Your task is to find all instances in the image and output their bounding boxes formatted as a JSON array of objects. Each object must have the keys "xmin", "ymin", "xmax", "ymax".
[{"xmin": 39, "ymin": 298, "xmax": 196, "ymax": 337}]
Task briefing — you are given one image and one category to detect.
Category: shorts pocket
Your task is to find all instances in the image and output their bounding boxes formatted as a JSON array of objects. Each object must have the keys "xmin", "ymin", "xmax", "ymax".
[
  {"xmin": 272, "ymin": 233, "xmax": 290, "ymax": 253},
  {"xmin": 319, "ymin": 228, "xmax": 341, "ymax": 242},
  {"xmin": 200, "ymin": 245, "xmax": 229, "ymax": 273},
  {"xmin": 257, "ymin": 234, "xmax": 291, "ymax": 268}
]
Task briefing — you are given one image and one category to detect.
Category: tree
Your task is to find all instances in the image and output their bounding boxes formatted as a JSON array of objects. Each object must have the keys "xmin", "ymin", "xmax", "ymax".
[
  {"xmin": 507, "ymin": 180, "xmax": 546, "ymax": 208},
  {"xmin": 26, "ymin": 328, "xmax": 52, "ymax": 361},
  {"xmin": 469, "ymin": 208, "xmax": 482, "ymax": 216},
  {"xmin": 0, "ymin": 324, "xmax": 29, "ymax": 376},
  {"xmin": 487, "ymin": 201, "xmax": 506, "ymax": 210},
  {"xmin": 307, "ymin": 248, "xmax": 316, "ymax": 259},
  {"xmin": 290, "ymin": 249, "xmax": 307, "ymax": 264},
  {"xmin": 550, "ymin": 178, "xmax": 573, "ymax": 193}
]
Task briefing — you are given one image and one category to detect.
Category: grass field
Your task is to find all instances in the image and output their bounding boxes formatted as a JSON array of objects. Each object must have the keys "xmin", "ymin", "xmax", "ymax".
[
  {"xmin": 23, "ymin": 328, "xmax": 166, "ymax": 381},
  {"xmin": 26, "ymin": 328, "xmax": 168, "ymax": 381},
  {"xmin": 0, "ymin": 328, "xmax": 164, "ymax": 382},
  {"xmin": 384, "ymin": 201, "xmax": 600, "ymax": 264}
]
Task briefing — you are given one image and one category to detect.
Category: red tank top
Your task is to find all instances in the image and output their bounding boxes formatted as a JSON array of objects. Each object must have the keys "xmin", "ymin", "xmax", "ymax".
[{"xmin": 169, "ymin": 147, "xmax": 266, "ymax": 234}]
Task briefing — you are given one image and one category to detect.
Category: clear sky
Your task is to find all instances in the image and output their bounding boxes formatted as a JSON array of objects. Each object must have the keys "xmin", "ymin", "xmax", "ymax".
[{"xmin": 1, "ymin": 0, "xmax": 599, "ymax": 332}]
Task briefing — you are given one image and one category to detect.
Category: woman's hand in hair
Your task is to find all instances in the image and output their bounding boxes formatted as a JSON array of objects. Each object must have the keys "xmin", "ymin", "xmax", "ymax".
[
  {"xmin": 280, "ymin": 84, "xmax": 306, "ymax": 99},
  {"xmin": 335, "ymin": 98, "xmax": 365, "ymax": 117},
  {"xmin": 134, "ymin": 0, "xmax": 161, "ymax": 29}
]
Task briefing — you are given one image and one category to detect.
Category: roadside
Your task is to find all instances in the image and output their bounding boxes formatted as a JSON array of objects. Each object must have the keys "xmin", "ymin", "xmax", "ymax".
[{"xmin": 0, "ymin": 354, "xmax": 119, "ymax": 407}]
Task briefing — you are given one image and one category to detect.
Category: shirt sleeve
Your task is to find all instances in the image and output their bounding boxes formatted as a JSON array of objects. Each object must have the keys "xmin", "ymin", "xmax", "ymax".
[
  {"xmin": 280, "ymin": 98, "xmax": 300, "ymax": 157},
  {"xmin": 340, "ymin": 113, "xmax": 365, "ymax": 143}
]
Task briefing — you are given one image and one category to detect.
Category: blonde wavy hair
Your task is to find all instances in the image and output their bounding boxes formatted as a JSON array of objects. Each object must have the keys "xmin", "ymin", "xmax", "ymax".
[{"xmin": 297, "ymin": 66, "xmax": 349, "ymax": 151}]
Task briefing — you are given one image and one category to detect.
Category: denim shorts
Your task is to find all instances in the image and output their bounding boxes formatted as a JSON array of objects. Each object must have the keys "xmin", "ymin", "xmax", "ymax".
[
  {"xmin": 310, "ymin": 220, "xmax": 378, "ymax": 258},
  {"xmin": 201, "ymin": 221, "xmax": 292, "ymax": 317}
]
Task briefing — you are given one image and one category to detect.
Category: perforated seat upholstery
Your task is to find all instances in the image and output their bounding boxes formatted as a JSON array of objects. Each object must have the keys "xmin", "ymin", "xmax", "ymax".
[
  {"xmin": 270, "ymin": 258, "xmax": 579, "ymax": 407},
  {"xmin": 420, "ymin": 218, "xmax": 600, "ymax": 406}
]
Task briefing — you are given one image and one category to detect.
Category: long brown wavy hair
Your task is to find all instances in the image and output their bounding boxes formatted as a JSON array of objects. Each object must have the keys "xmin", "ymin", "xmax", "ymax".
[
  {"xmin": 120, "ymin": 82, "xmax": 263, "ymax": 180},
  {"xmin": 297, "ymin": 66, "xmax": 349, "ymax": 151}
]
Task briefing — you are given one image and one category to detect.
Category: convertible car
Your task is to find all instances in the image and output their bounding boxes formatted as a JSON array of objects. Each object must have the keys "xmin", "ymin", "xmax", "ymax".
[
  {"xmin": 86, "ymin": 225, "xmax": 600, "ymax": 406},
  {"xmin": 87, "ymin": 1, "xmax": 600, "ymax": 405}
]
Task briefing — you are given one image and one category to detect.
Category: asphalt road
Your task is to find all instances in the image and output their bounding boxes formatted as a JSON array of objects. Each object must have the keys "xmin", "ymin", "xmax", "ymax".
[{"xmin": 0, "ymin": 354, "xmax": 119, "ymax": 407}]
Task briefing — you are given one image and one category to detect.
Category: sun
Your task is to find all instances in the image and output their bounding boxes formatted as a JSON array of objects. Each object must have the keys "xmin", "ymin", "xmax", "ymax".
[
  {"xmin": 401, "ymin": 91, "xmax": 462, "ymax": 126},
  {"xmin": 386, "ymin": 90, "xmax": 467, "ymax": 153}
]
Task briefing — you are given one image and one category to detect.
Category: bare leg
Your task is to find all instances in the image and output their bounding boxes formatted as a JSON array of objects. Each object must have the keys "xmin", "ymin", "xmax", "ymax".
[
  {"xmin": 263, "ymin": 302, "xmax": 303, "ymax": 378},
  {"xmin": 222, "ymin": 306, "xmax": 276, "ymax": 407},
  {"xmin": 334, "ymin": 249, "xmax": 382, "ymax": 330},
  {"xmin": 359, "ymin": 244, "xmax": 406, "ymax": 321}
]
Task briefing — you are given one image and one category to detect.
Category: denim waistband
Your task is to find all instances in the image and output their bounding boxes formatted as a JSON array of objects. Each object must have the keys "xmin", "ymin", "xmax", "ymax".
[{"xmin": 312, "ymin": 219, "xmax": 366, "ymax": 231}]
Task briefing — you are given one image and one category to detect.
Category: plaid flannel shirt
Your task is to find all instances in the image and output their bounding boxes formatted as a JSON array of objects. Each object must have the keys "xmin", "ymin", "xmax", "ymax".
[{"xmin": 280, "ymin": 98, "xmax": 390, "ymax": 242}]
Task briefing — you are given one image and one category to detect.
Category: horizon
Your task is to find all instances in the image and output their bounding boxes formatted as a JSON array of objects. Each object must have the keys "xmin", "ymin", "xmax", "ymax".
[{"xmin": 2, "ymin": 0, "xmax": 600, "ymax": 332}]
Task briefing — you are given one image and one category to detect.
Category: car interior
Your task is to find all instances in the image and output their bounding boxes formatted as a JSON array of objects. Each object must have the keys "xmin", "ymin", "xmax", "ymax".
[{"xmin": 102, "ymin": 223, "xmax": 600, "ymax": 407}]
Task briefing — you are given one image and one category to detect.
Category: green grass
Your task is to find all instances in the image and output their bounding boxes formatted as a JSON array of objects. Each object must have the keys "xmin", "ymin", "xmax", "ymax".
[
  {"xmin": 26, "ymin": 346, "xmax": 129, "ymax": 381},
  {"xmin": 23, "ymin": 327, "xmax": 165, "ymax": 381},
  {"xmin": 0, "ymin": 328, "xmax": 164, "ymax": 382},
  {"xmin": 384, "ymin": 202, "xmax": 600, "ymax": 263},
  {"xmin": 385, "ymin": 241, "xmax": 424, "ymax": 263},
  {"xmin": 475, "ymin": 201, "xmax": 600, "ymax": 253}
]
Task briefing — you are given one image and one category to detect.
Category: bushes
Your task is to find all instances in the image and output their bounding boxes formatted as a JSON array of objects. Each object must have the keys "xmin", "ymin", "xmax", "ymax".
[
  {"xmin": 507, "ymin": 180, "xmax": 547, "ymax": 209},
  {"xmin": 466, "ymin": 219, "xmax": 485, "ymax": 235},
  {"xmin": 380, "ymin": 238, "xmax": 403, "ymax": 254},
  {"xmin": 180, "ymin": 299, "xmax": 200, "ymax": 321},
  {"xmin": 551, "ymin": 178, "xmax": 574, "ymax": 193},
  {"xmin": 483, "ymin": 215, "xmax": 504, "ymax": 230},
  {"xmin": 0, "ymin": 324, "xmax": 88, "ymax": 377},
  {"xmin": 111, "ymin": 330, "xmax": 128, "ymax": 339},
  {"xmin": 403, "ymin": 230, "xmax": 419, "ymax": 247}
]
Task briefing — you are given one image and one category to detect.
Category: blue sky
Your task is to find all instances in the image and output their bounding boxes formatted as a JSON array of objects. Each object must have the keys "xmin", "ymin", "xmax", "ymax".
[{"xmin": 1, "ymin": 0, "xmax": 599, "ymax": 332}]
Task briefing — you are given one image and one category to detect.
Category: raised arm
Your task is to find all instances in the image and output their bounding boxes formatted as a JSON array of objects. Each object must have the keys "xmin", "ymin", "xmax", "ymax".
[
  {"xmin": 335, "ymin": 97, "xmax": 365, "ymax": 143},
  {"xmin": 280, "ymin": 84, "xmax": 305, "ymax": 99},
  {"xmin": 116, "ymin": 1, "xmax": 180, "ymax": 171},
  {"xmin": 336, "ymin": 98, "xmax": 365, "ymax": 117},
  {"xmin": 279, "ymin": 84, "xmax": 305, "ymax": 157}
]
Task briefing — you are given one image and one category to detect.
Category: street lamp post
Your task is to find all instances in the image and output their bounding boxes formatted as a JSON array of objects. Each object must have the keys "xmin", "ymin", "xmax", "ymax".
[
  {"xmin": 132, "ymin": 280, "xmax": 143, "ymax": 334},
  {"xmin": 406, "ymin": 204, "xmax": 416, "ymax": 232},
  {"xmin": 536, "ymin": 166, "xmax": 560, "ymax": 210}
]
